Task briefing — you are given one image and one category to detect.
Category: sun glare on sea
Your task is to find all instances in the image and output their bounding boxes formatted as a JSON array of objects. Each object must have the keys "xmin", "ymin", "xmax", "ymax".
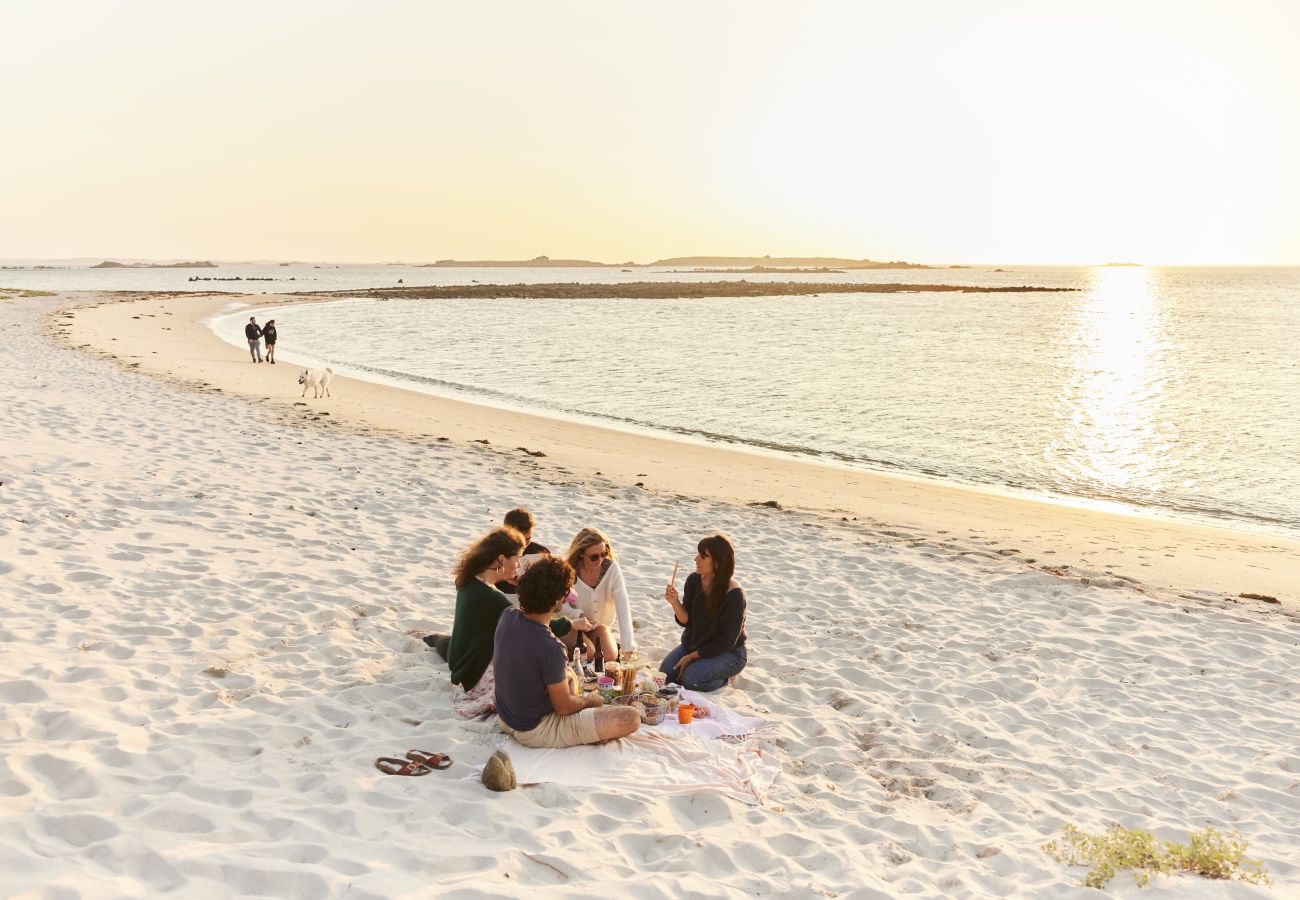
[{"xmin": 1054, "ymin": 266, "xmax": 1173, "ymax": 500}]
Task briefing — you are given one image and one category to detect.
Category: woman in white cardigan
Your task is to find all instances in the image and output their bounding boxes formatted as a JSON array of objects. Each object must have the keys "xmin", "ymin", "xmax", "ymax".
[{"xmin": 564, "ymin": 527, "xmax": 636, "ymax": 661}]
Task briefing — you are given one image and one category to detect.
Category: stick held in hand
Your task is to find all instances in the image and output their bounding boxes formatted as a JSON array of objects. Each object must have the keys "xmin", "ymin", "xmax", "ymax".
[{"xmin": 671, "ymin": 559, "xmax": 679, "ymax": 584}]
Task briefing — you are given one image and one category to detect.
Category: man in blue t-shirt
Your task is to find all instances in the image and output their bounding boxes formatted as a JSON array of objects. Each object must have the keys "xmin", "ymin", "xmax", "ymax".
[{"xmin": 494, "ymin": 556, "xmax": 639, "ymax": 748}]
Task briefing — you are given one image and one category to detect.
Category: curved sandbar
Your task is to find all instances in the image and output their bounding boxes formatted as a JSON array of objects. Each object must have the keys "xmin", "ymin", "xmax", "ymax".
[
  {"xmin": 308, "ymin": 280, "xmax": 1077, "ymax": 301},
  {"xmin": 61, "ymin": 290, "xmax": 1298, "ymax": 608}
]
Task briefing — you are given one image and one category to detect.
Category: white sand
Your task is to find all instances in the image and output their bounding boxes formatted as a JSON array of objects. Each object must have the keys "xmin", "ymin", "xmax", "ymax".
[{"xmin": 1, "ymin": 291, "xmax": 1297, "ymax": 897}]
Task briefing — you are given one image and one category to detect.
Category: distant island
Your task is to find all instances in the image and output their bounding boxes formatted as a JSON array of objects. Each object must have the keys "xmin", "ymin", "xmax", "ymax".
[
  {"xmin": 91, "ymin": 260, "xmax": 217, "ymax": 269},
  {"xmin": 651, "ymin": 256, "xmax": 931, "ymax": 269},
  {"xmin": 667, "ymin": 266, "xmax": 846, "ymax": 274},
  {"xmin": 424, "ymin": 254, "xmax": 930, "ymax": 269},
  {"xmin": 425, "ymin": 255, "xmax": 630, "ymax": 268},
  {"xmin": 1101, "ymin": 262, "xmax": 1143, "ymax": 267}
]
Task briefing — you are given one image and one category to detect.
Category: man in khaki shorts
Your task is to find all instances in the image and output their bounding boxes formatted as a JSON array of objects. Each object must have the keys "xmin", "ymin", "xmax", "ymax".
[{"xmin": 494, "ymin": 556, "xmax": 640, "ymax": 749}]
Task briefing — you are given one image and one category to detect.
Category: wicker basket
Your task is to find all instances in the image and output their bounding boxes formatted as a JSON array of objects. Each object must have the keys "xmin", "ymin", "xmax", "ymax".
[{"xmin": 614, "ymin": 693, "xmax": 670, "ymax": 726}]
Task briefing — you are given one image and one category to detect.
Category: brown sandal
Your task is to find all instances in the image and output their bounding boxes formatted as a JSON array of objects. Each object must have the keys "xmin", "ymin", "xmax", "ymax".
[
  {"xmin": 405, "ymin": 750, "xmax": 452, "ymax": 770},
  {"xmin": 374, "ymin": 756, "xmax": 432, "ymax": 776}
]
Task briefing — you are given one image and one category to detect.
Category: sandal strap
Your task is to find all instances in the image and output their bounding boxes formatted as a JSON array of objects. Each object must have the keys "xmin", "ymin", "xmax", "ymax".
[{"xmin": 375, "ymin": 756, "xmax": 432, "ymax": 776}]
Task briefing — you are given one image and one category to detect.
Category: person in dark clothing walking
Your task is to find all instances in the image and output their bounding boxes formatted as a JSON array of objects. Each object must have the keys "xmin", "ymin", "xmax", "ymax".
[
  {"xmin": 244, "ymin": 317, "xmax": 263, "ymax": 363},
  {"xmin": 262, "ymin": 319, "xmax": 278, "ymax": 364}
]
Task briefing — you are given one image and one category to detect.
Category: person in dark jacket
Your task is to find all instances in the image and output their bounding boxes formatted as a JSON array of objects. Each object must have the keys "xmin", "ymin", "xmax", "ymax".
[
  {"xmin": 426, "ymin": 507, "xmax": 565, "ymax": 660},
  {"xmin": 244, "ymin": 317, "xmax": 263, "ymax": 363},
  {"xmin": 262, "ymin": 319, "xmax": 277, "ymax": 364},
  {"xmin": 496, "ymin": 507, "xmax": 550, "ymax": 594},
  {"xmin": 659, "ymin": 532, "xmax": 747, "ymax": 692},
  {"xmin": 445, "ymin": 526, "xmax": 577, "ymax": 718}
]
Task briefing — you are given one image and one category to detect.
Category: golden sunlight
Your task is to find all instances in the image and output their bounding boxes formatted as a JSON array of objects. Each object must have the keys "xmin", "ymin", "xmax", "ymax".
[{"xmin": 1055, "ymin": 266, "xmax": 1173, "ymax": 497}]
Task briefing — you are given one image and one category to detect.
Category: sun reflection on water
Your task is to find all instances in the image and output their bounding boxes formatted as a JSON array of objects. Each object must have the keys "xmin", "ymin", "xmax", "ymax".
[{"xmin": 1053, "ymin": 266, "xmax": 1174, "ymax": 499}]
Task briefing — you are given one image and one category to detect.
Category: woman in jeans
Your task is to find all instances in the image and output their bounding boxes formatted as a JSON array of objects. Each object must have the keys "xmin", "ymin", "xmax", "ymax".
[{"xmin": 659, "ymin": 532, "xmax": 747, "ymax": 692}]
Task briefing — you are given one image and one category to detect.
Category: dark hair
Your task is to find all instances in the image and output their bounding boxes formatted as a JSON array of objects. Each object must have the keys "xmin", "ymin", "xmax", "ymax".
[
  {"xmin": 516, "ymin": 555, "xmax": 575, "ymax": 615},
  {"xmin": 698, "ymin": 533, "xmax": 735, "ymax": 616},
  {"xmin": 453, "ymin": 526, "xmax": 525, "ymax": 589},
  {"xmin": 503, "ymin": 508, "xmax": 535, "ymax": 535}
]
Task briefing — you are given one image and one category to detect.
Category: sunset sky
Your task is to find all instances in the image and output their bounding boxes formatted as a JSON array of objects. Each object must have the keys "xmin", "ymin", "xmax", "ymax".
[{"xmin": 4, "ymin": 1, "xmax": 1299, "ymax": 265}]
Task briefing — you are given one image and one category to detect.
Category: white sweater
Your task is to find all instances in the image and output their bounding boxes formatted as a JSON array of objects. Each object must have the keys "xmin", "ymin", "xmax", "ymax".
[{"xmin": 566, "ymin": 560, "xmax": 636, "ymax": 652}]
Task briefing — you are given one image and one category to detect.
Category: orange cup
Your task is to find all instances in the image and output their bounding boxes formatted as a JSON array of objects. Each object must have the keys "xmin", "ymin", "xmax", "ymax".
[{"xmin": 677, "ymin": 703, "xmax": 695, "ymax": 724}]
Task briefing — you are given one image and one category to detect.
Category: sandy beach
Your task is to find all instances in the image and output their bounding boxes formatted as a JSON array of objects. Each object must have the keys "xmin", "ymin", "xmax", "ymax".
[
  {"xmin": 2, "ymin": 290, "xmax": 1297, "ymax": 897},
  {"xmin": 65, "ymin": 291, "xmax": 1300, "ymax": 608}
]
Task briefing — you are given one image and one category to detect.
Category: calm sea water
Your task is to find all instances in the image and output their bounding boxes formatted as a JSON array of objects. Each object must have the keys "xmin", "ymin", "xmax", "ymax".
[{"xmin": 9, "ymin": 262, "xmax": 1298, "ymax": 536}]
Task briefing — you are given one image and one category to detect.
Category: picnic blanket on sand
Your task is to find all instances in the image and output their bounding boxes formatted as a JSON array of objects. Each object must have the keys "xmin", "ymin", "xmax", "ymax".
[{"xmin": 472, "ymin": 691, "xmax": 779, "ymax": 805}]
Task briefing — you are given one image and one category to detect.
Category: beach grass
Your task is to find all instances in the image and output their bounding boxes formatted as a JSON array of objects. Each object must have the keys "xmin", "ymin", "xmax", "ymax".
[
  {"xmin": 1044, "ymin": 824, "xmax": 1272, "ymax": 889},
  {"xmin": 0, "ymin": 288, "xmax": 57, "ymax": 300}
]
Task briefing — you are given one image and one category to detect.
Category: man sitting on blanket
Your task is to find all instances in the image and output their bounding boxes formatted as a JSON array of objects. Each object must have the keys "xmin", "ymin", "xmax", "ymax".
[{"xmin": 495, "ymin": 555, "xmax": 640, "ymax": 748}]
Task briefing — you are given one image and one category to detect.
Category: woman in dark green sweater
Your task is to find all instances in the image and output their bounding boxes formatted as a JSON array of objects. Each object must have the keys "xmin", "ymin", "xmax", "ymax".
[{"xmin": 447, "ymin": 526, "xmax": 584, "ymax": 718}]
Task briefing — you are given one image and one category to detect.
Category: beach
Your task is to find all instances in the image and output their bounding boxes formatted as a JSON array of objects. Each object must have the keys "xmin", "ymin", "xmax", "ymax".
[
  {"xmin": 67, "ymin": 291, "xmax": 1300, "ymax": 607},
  {"xmin": 2, "ymin": 290, "xmax": 1297, "ymax": 897}
]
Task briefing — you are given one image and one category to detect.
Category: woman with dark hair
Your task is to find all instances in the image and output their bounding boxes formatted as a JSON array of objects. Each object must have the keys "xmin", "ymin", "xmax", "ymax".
[
  {"xmin": 659, "ymin": 532, "xmax": 747, "ymax": 692},
  {"xmin": 262, "ymin": 319, "xmax": 278, "ymax": 364},
  {"xmin": 446, "ymin": 526, "xmax": 573, "ymax": 718}
]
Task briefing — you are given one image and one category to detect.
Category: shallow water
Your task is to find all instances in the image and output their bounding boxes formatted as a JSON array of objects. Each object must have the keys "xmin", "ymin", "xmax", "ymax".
[
  {"xmin": 10, "ymin": 261, "xmax": 1296, "ymax": 535},
  {"xmin": 201, "ymin": 266, "xmax": 1300, "ymax": 537}
]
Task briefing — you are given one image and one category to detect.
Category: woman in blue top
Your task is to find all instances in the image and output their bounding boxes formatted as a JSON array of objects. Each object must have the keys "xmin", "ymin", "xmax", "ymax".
[{"xmin": 659, "ymin": 532, "xmax": 747, "ymax": 692}]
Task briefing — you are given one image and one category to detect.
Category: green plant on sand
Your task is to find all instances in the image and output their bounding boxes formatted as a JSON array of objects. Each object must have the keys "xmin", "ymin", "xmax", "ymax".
[
  {"xmin": 1043, "ymin": 824, "xmax": 1271, "ymax": 889},
  {"xmin": 0, "ymin": 288, "xmax": 57, "ymax": 300}
]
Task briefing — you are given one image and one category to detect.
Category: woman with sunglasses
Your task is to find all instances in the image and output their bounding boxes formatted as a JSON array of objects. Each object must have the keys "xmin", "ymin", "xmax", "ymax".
[
  {"xmin": 565, "ymin": 527, "xmax": 636, "ymax": 662},
  {"xmin": 659, "ymin": 533, "xmax": 747, "ymax": 692}
]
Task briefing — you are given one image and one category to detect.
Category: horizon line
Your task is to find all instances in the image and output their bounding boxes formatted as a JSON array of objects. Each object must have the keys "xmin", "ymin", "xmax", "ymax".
[{"xmin": 6, "ymin": 256, "xmax": 1300, "ymax": 269}]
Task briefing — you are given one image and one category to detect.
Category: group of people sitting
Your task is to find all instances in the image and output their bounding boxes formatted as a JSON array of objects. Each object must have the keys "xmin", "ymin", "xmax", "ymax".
[{"xmin": 428, "ymin": 508, "xmax": 749, "ymax": 749}]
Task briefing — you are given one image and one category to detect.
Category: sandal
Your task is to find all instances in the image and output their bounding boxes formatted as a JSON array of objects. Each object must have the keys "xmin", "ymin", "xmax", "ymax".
[
  {"xmin": 374, "ymin": 756, "xmax": 432, "ymax": 776},
  {"xmin": 405, "ymin": 750, "xmax": 452, "ymax": 770}
]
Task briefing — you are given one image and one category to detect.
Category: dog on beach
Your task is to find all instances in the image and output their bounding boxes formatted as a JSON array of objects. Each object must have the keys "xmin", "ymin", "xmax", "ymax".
[{"xmin": 298, "ymin": 367, "xmax": 334, "ymax": 399}]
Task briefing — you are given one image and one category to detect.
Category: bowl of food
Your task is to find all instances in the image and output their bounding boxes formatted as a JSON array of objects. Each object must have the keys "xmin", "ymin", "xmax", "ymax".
[{"xmin": 614, "ymin": 692, "xmax": 670, "ymax": 726}]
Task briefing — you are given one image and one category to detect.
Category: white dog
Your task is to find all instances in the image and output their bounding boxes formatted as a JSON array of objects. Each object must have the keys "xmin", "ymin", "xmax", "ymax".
[{"xmin": 298, "ymin": 367, "xmax": 334, "ymax": 399}]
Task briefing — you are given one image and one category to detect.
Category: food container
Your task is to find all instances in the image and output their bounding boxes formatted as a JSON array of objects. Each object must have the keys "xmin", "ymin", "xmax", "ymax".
[
  {"xmin": 614, "ymin": 693, "xmax": 670, "ymax": 726},
  {"xmin": 677, "ymin": 703, "xmax": 695, "ymax": 724},
  {"xmin": 656, "ymin": 685, "xmax": 680, "ymax": 712}
]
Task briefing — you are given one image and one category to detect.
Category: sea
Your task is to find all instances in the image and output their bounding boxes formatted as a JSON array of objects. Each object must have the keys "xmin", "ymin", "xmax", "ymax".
[{"xmin": 7, "ymin": 262, "xmax": 1299, "ymax": 538}]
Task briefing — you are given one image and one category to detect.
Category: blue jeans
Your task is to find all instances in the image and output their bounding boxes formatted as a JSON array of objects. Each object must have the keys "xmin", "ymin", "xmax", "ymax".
[{"xmin": 659, "ymin": 645, "xmax": 747, "ymax": 693}]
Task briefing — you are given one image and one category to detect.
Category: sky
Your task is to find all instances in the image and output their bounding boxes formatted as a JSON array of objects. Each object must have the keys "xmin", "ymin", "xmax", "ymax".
[{"xmin": 3, "ymin": 1, "xmax": 1300, "ymax": 265}]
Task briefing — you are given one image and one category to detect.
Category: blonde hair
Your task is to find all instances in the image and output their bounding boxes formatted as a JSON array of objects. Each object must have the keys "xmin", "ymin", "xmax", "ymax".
[{"xmin": 565, "ymin": 526, "xmax": 617, "ymax": 571}]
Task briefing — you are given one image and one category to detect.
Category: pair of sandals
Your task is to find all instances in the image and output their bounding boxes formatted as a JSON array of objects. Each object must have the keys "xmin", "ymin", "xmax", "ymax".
[{"xmin": 374, "ymin": 750, "xmax": 452, "ymax": 776}]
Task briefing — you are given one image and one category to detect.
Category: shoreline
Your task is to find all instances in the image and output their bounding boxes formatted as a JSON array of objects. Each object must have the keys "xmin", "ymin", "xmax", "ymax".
[
  {"xmin": 207, "ymin": 297, "xmax": 1296, "ymax": 544},
  {"xmin": 60, "ymin": 290, "xmax": 1300, "ymax": 608},
  {"xmin": 9, "ymin": 290, "xmax": 1300, "ymax": 895}
]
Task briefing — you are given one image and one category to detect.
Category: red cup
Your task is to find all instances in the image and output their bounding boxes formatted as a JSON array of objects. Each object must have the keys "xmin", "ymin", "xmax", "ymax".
[{"xmin": 677, "ymin": 703, "xmax": 695, "ymax": 724}]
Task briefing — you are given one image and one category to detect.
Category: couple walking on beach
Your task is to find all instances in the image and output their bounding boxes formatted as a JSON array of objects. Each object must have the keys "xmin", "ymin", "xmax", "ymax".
[{"xmin": 244, "ymin": 316, "xmax": 277, "ymax": 364}]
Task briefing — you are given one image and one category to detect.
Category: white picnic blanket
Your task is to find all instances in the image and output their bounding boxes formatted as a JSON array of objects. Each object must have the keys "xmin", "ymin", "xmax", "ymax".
[
  {"xmin": 471, "ymin": 692, "xmax": 778, "ymax": 805},
  {"xmin": 649, "ymin": 689, "xmax": 763, "ymax": 739},
  {"xmin": 498, "ymin": 728, "xmax": 779, "ymax": 805}
]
